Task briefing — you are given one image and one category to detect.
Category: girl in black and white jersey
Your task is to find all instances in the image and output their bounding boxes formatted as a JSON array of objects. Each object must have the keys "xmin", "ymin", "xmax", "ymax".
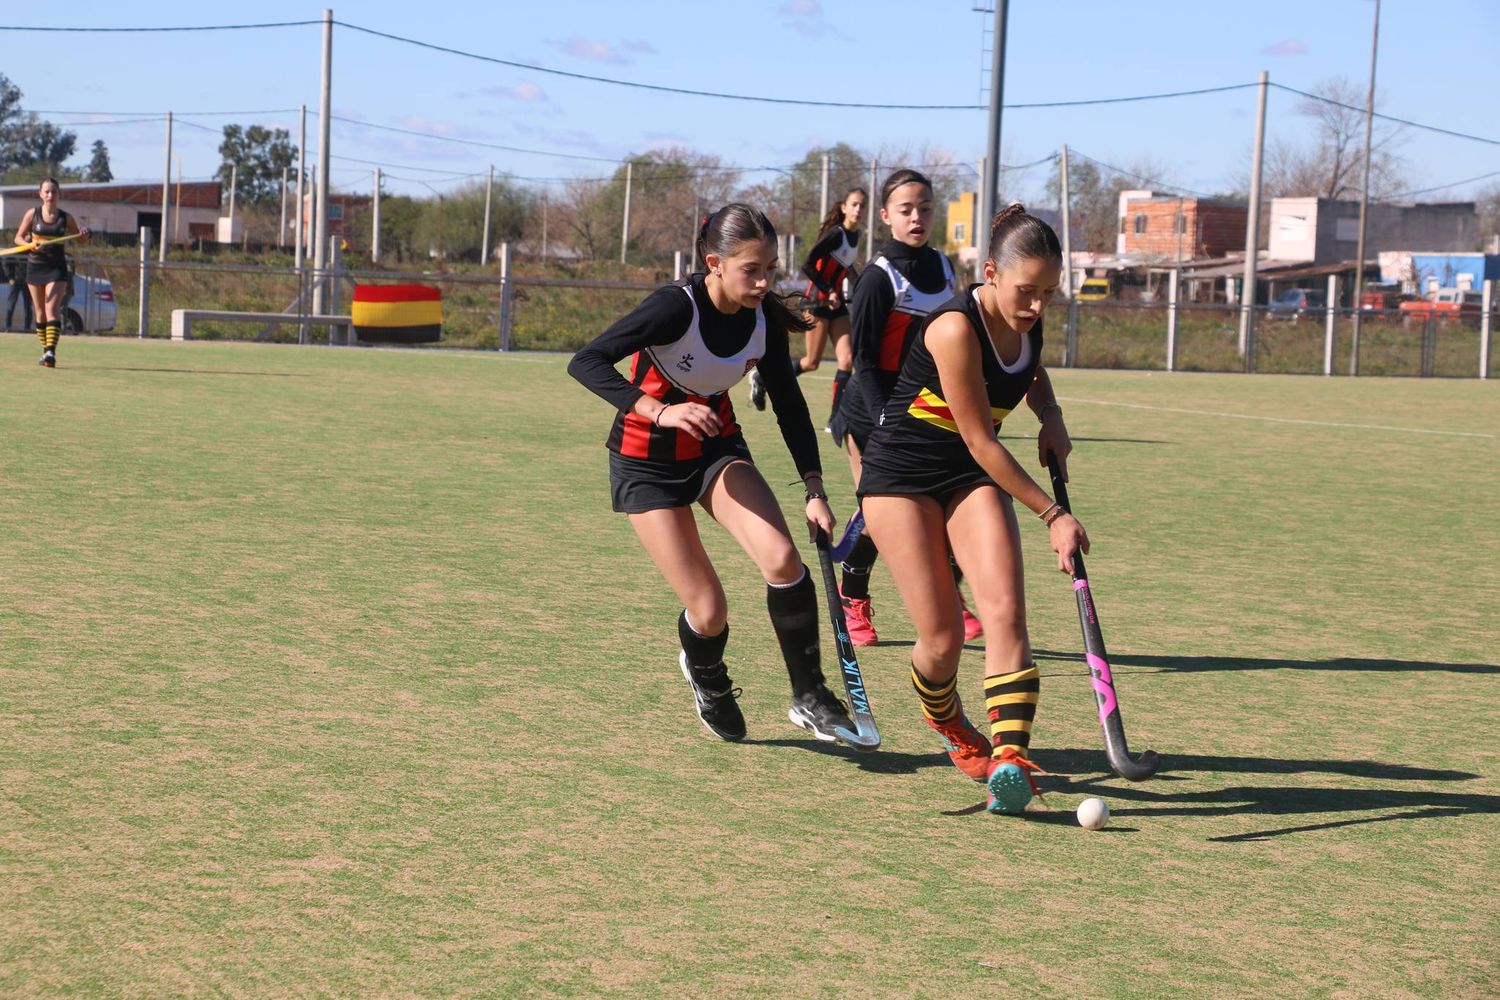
[
  {"xmin": 858, "ymin": 204, "xmax": 1087, "ymax": 814},
  {"xmin": 568, "ymin": 204, "xmax": 856, "ymax": 745},
  {"xmin": 831, "ymin": 169, "xmax": 959, "ymax": 646},
  {"xmin": 748, "ymin": 188, "xmax": 865, "ymax": 422}
]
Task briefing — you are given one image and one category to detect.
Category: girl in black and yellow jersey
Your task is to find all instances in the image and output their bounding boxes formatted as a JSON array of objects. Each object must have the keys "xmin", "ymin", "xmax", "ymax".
[
  {"xmin": 858, "ymin": 204, "xmax": 1087, "ymax": 814},
  {"xmin": 15, "ymin": 177, "xmax": 89, "ymax": 368},
  {"xmin": 747, "ymin": 187, "xmax": 865, "ymax": 421},
  {"xmin": 830, "ymin": 168, "xmax": 958, "ymax": 646},
  {"xmin": 569, "ymin": 204, "xmax": 857, "ymax": 745}
]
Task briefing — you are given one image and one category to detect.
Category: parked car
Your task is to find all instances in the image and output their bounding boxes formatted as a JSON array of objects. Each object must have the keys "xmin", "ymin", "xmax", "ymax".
[
  {"xmin": 63, "ymin": 273, "xmax": 117, "ymax": 333},
  {"xmin": 1076, "ymin": 276, "xmax": 1111, "ymax": 301},
  {"xmin": 1398, "ymin": 287, "xmax": 1482, "ymax": 321},
  {"xmin": 1267, "ymin": 287, "xmax": 1326, "ymax": 318}
]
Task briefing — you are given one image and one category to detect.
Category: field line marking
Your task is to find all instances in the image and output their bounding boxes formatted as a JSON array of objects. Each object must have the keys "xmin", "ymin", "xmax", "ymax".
[{"xmin": 1057, "ymin": 396, "xmax": 1496, "ymax": 440}]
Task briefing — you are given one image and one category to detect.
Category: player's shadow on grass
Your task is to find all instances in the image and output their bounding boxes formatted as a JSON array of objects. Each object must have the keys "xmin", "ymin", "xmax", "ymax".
[
  {"xmin": 1034, "ymin": 648, "xmax": 1499, "ymax": 675},
  {"xmin": 1041, "ymin": 747, "xmax": 1495, "ymax": 841},
  {"xmin": 745, "ymin": 738, "xmax": 951, "ymax": 777}
]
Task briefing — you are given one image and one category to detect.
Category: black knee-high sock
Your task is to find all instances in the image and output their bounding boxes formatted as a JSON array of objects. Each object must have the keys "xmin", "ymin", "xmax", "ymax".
[
  {"xmin": 830, "ymin": 369, "xmax": 852, "ymax": 421},
  {"xmin": 840, "ymin": 533, "xmax": 878, "ymax": 600},
  {"xmin": 767, "ymin": 567, "xmax": 824, "ymax": 697},
  {"xmin": 678, "ymin": 610, "xmax": 729, "ymax": 668}
]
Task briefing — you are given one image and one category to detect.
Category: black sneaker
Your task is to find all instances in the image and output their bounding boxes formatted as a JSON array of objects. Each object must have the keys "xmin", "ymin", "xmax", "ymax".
[
  {"xmin": 787, "ymin": 685, "xmax": 854, "ymax": 743},
  {"xmin": 679, "ymin": 651, "xmax": 746, "ymax": 741},
  {"xmin": 39, "ymin": 350, "xmax": 55, "ymax": 368},
  {"xmin": 747, "ymin": 368, "xmax": 767, "ymax": 411}
]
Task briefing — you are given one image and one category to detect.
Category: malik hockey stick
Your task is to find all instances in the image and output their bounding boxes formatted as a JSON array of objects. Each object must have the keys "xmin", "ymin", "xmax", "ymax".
[
  {"xmin": 829, "ymin": 507, "xmax": 865, "ymax": 562},
  {"xmin": 1047, "ymin": 454, "xmax": 1161, "ymax": 781},
  {"xmin": 814, "ymin": 527, "xmax": 880, "ymax": 751}
]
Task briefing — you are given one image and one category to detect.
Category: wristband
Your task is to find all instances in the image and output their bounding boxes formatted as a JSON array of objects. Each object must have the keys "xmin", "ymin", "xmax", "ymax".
[
  {"xmin": 1039, "ymin": 402, "xmax": 1063, "ymax": 421},
  {"xmin": 805, "ymin": 489, "xmax": 828, "ymax": 503},
  {"xmin": 652, "ymin": 404, "xmax": 667, "ymax": 427}
]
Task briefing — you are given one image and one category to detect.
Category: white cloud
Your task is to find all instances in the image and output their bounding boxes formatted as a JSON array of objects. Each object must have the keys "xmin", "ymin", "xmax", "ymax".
[
  {"xmin": 776, "ymin": 0, "xmax": 838, "ymax": 39},
  {"xmin": 483, "ymin": 82, "xmax": 548, "ymax": 103},
  {"xmin": 552, "ymin": 36, "xmax": 657, "ymax": 65},
  {"xmin": 1262, "ymin": 39, "xmax": 1307, "ymax": 56}
]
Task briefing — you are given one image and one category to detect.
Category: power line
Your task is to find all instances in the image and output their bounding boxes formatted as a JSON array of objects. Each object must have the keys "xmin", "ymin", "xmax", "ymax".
[
  {"xmin": 1390, "ymin": 169, "xmax": 1500, "ymax": 199},
  {"xmin": 0, "ymin": 20, "xmax": 319, "ymax": 32},
  {"xmin": 1068, "ymin": 149, "xmax": 1217, "ymax": 199},
  {"xmin": 1270, "ymin": 83, "xmax": 1500, "ymax": 148},
  {"xmin": 336, "ymin": 20, "xmax": 1256, "ymax": 112}
]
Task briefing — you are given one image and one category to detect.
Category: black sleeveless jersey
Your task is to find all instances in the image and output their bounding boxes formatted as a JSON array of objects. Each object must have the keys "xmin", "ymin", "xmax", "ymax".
[
  {"xmin": 29, "ymin": 209, "xmax": 71, "ymax": 266},
  {"xmin": 866, "ymin": 284, "xmax": 1043, "ymax": 465}
]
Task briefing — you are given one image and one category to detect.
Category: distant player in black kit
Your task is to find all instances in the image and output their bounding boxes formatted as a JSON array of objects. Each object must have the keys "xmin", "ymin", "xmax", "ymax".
[
  {"xmin": 568, "ymin": 203, "xmax": 856, "ymax": 744},
  {"xmin": 748, "ymin": 187, "xmax": 865, "ymax": 424},
  {"xmin": 859, "ymin": 204, "xmax": 1087, "ymax": 814},
  {"xmin": 15, "ymin": 177, "xmax": 89, "ymax": 368},
  {"xmin": 830, "ymin": 169, "xmax": 966, "ymax": 646}
]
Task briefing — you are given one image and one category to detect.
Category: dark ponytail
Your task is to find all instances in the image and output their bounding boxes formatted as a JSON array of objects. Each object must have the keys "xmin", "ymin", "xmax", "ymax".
[
  {"xmin": 986, "ymin": 202, "xmax": 1062, "ymax": 271},
  {"xmin": 816, "ymin": 186, "xmax": 868, "ymax": 238},
  {"xmin": 696, "ymin": 202, "xmax": 812, "ymax": 334}
]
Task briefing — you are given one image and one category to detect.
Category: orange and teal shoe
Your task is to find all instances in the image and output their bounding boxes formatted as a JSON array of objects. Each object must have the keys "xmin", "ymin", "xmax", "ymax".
[
  {"xmin": 926, "ymin": 711, "xmax": 991, "ymax": 783},
  {"xmin": 986, "ymin": 750, "xmax": 1047, "ymax": 814}
]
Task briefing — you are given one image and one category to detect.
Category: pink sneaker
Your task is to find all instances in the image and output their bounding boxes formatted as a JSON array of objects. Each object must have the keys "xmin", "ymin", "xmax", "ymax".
[
  {"xmin": 839, "ymin": 588, "xmax": 878, "ymax": 646},
  {"xmin": 960, "ymin": 598, "xmax": 983, "ymax": 640},
  {"xmin": 926, "ymin": 711, "xmax": 991, "ymax": 782}
]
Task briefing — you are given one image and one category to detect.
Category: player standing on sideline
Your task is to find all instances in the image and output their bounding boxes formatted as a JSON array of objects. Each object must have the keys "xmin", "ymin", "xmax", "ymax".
[
  {"xmin": 4, "ymin": 253, "xmax": 34, "ymax": 333},
  {"xmin": 15, "ymin": 178, "xmax": 88, "ymax": 368},
  {"xmin": 858, "ymin": 204, "xmax": 1087, "ymax": 813},
  {"xmin": 829, "ymin": 169, "xmax": 974, "ymax": 646},
  {"xmin": 568, "ymin": 203, "xmax": 857, "ymax": 744},
  {"xmin": 748, "ymin": 187, "xmax": 866, "ymax": 426}
]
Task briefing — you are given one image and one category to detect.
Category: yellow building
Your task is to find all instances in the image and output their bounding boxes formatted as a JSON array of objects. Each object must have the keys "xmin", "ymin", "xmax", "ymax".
[{"xmin": 946, "ymin": 191, "xmax": 976, "ymax": 254}]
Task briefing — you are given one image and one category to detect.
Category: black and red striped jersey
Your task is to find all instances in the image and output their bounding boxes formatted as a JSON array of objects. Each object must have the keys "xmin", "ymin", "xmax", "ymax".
[
  {"xmin": 847, "ymin": 240, "xmax": 957, "ymax": 423},
  {"xmin": 568, "ymin": 274, "xmax": 823, "ymax": 476},
  {"xmin": 801, "ymin": 225, "xmax": 860, "ymax": 304}
]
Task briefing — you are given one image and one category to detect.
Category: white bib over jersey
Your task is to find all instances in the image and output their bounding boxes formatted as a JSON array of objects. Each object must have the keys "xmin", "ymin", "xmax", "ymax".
[
  {"xmin": 645, "ymin": 285, "xmax": 766, "ymax": 397},
  {"xmin": 871, "ymin": 251, "xmax": 956, "ymax": 317}
]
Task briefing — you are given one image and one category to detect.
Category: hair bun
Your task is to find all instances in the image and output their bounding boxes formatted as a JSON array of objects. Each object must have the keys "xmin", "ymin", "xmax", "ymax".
[{"xmin": 991, "ymin": 202, "xmax": 1027, "ymax": 233}]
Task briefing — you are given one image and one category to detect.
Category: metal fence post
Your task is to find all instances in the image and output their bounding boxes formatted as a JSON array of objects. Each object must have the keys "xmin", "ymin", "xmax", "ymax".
[
  {"xmin": 498, "ymin": 241, "xmax": 514, "ymax": 351},
  {"xmin": 1165, "ymin": 268, "xmax": 1179, "ymax": 372},
  {"xmin": 674, "ymin": 250, "xmax": 684, "ymax": 282},
  {"xmin": 1065, "ymin": 298, "xmax": 1078, "ymax": 368},
  {"xmin": 1324, "ymin": 274, "xmax": 1338, "ymax": 375},
  {"xmin": 1480, "ymin": 280, "xmax": 1492, "ymax": 379},
  {"xmin": 137, "ymin": 227, "xmax": 151, "ymax": 338},
  {"xmin": 1421, "ymin": 315, "xmax": 1435, "ymax": 378}
]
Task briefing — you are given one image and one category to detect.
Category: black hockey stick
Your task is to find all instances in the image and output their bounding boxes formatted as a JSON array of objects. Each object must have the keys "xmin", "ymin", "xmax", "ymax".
[
  {"xmin": 814, "ymin": 527, "xmax": 881, "ymax": 751},
  {"xmin": 1047, "ymin": 454, "xmax": 1161, "ymax": 781},
  {"xmin": 829, "ymin": 507, "xmax": 864, "ymax": 562}
]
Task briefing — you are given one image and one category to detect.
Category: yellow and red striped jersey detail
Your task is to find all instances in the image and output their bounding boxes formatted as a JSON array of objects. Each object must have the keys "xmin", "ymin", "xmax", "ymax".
[{"xmin": 906, "ymin": 387, "xmax": 1012, "ymax": 434}]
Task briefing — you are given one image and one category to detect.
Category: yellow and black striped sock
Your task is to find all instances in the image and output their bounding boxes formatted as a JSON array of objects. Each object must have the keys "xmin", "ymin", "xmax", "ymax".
[
  {"xmin": 912, "ymin": 665, "xmax": 960, "ymax": 724},
  {"xmin": 43, "ymin": 324, "xmax": 58, "ymax": 349},
  {"xmin": 985, "ymin": 665, "xmax": 1040, "ymax": 759},
  {"xmin": 36, "ymin": 324, "xmax": 46, "ymax": 347}
]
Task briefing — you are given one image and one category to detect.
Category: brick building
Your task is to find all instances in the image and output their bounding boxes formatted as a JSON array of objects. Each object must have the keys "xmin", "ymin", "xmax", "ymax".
[{"xmin": 1120, "ymin": 196, "xmax": 1247, "ymax": 260}]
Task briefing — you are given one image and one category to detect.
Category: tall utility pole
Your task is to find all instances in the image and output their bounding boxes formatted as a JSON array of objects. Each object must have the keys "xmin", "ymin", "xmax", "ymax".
[
  {"xmin": 865, "ymin": 160, "xmax": 877, "ymax": 262},
  {"xmin": 312, "ymin": 9, "xmax": 333, "ymax": 319},
  {"xmin": 819, "ymin": 153, "xmax": 830, "ymax": 220},
  {"xmin": 1238, "ymin": 70, "xmax": 1269, "ymax": 365},
  {"xmin": 228, "ymin": 163, "xmax": 237, "ymax": 225},
  {"xmin": 975, "ymin": 0, "xmax": 1008, "ymax": 281},
  {"xmin": 158, "ymin": 111, "xmax": 172, "ymax": 263},
  {"xmin": 372, "ymin": 167, "xmax": 381, "ymax": 263},
  {"xmin": 295, "ymin": 105, "xmax": 307, "ymax": 270},
  {"xmin": 279, "ymin": 167, "xmax": 288, "ymax": 248},
  {"xmin": 541, "ymin": 192, "xmax": 549, "ymax": 261},
  {"xmin": 1350, "ymin": 0, "xmax": 1382, "ymax": 376},
  {"xmin": 1058, "ymin": 145, "xmax": 1073, "ymax": 298},
  {"xmin": 620, "ymin": 160, "xmax": 632, "ymax": 264},
  {"xmin": 482, "ymin": 164, "xmax": 494, "ymax": 265}
]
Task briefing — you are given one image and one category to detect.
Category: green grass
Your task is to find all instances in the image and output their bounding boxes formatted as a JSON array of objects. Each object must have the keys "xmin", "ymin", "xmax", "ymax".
[{"xmin": 2, "ymin": 337, "xmax": 1497, "ymax": 997}]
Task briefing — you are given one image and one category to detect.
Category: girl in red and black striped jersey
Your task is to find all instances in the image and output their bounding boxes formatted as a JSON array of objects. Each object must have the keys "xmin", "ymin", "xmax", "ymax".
[
  {"xmin": 748, "ymin": 188, "xmax": 865, "ymax": 419},
  {"xmin": 830, "ymin": 169, "xmax": 967, "ymax": 646},
  {"xmin": 857, "ymin": 204, "xmax": 1087, "ymax": 814},
  {"xmin": 568, "ymin": 203, "xmax": 856, "ymax": 745}
]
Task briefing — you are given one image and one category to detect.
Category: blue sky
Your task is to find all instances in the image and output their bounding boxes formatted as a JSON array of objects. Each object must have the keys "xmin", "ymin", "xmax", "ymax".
[{"xmin": 7, "ymin": 1, "xmax": 1497, "ymax": 203}]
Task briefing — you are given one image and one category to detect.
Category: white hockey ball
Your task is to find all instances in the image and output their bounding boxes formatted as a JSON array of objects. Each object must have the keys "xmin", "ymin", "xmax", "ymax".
[{"xmin": 1077, "ymin": 797, "xmax": 1110, "ymax": 830}]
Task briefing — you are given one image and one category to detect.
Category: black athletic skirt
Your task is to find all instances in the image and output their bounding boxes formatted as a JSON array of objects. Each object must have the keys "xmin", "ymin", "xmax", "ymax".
[
  {"xmin": 26, "ymin": 260, "xmax": 67, "ymax": 286},
  {"xmin": 608, "ymin": 434, "xmax": 754, "ymax": 513},
  {"xmin": 829, "ymin": 377, "xmax": 873, "ymax": 450},
  {"xmin": 856, "ymin": 439, "xmax": 998, "ymax": 509},
  {"xmin": 810, "ymin": 302, "xmax": 848, "ymax": 321}
]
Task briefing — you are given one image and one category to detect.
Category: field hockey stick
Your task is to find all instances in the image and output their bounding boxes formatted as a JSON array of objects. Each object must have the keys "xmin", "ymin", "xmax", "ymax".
[
  {"xmin": 813, "ymin": 527, "xmax": 881, "ymax": 751},
  {"xmin": 829, "ymin": 507, "xmax": 865, "ymax": 562},
  {"xmin": 0, "ymin": 232, "xmax": 86, "ymax": 257},
  {"xmin": 1046, "ymin": 453, "xmax": 1161, "ymax": 781}
]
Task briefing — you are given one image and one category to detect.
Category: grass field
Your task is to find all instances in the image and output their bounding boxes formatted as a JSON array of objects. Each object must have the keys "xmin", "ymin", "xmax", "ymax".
[{"xmin": 2, "ymin": 336, "xmax": 1497, "ymax": 998}]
